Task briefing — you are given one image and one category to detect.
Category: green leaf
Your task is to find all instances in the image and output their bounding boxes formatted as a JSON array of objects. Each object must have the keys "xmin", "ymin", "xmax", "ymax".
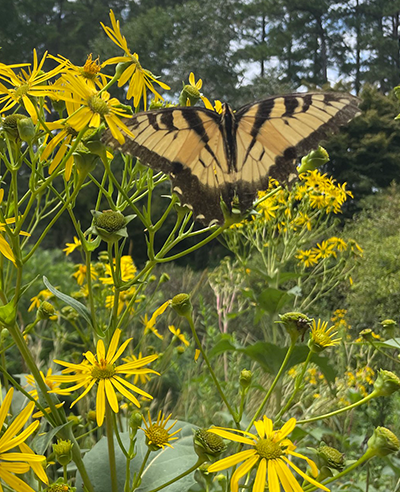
[
  {"xmin": 380, "ymin": 338, "xmax": 400, "ymax": 349},
  {"xmin": 238, "ymin": 342, "xmax": 337, "ymax": 382},
  {"xmin": 43, "ymin": 276, "xmax": 95, "ymax": 331},
  {"xmin": 0, "ymin": 299, "xmax": 17, "ymax": 327},
  {"xmin": 32, "ymin": 422, "xmax": 71, "ymax": 455},
  {"xmin": 256, "ymin": 287, "xmax": 293, "ymax": 316},
  {"xmin": 208, "ymin": 334, "xmax": 242, "ymax": 359},
  {"xmin": 75, "ymin": 421, "xmax": 198, "ymax": 492}
]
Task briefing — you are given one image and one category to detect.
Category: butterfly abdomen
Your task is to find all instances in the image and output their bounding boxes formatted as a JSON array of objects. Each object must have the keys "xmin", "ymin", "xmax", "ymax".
[{"xmin": 220, "ymin": 103, "xmax": 237, "ymax": 173}]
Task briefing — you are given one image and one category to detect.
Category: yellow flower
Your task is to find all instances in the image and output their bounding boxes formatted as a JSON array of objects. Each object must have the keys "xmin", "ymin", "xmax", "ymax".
[
  {"xmin": 169, "ymin": 325, "xmax": 189, "ymax": 347},
  {"xmin": 54, "ymin": 73, "xmax": 135, "ymax": 144},
  {"xmin": 105, "ymin": 286, "xmax": 137, "ymax": 315},
  {"xmin": 28, "ymin": 288, "xmax": 53, "ymax": 312},
  {"xmin": 327, "ymin": 236, "xmax": 347, "ymax": 252},
  {"xmin": 313, "ymin": 240, "xmax": 337, "ymax": 260},
  {"xmin": 142, "ymin": 300, "xmax": 170, "ymax": 339},
  {"xmin": 100, "ymin": 255, "xmax": 137, "ymax": 285},
  {"xmin": 0, "ymin": 50, "xmax": 64, "ymax": 122},
  {"xmin": 295, "ymin": 249, "xmax": 318, "ymax": 268},
  {"xmin": 0, "ymin": 387, "xmax": 49, "ymax": 491},
  {"xmin": 52, "ymin": 328, "xmax": 159, "ymax": 426},
  {"xmin": 25, "ymin": 368, "xmax": 69, "ymax": 400},
  {"xmin": 122, "ymin": 352, "xmax": 152, "ymax": 385},
  {"xmin": 63, "ymin": 236, "xmax": 82, "ymax": 256},
  {"xmin": 310, "ymin": 319, "xmax": 341, "ymax": 351},
  {"xmin": 49, "ymin": 53, "xmax": 109, "ymax": 90},
  {"xmin": 72, "ymin": 264, "xmax": 97, "ymax": 285},
  {"xmin": 185, "ymin": 72, "xmax": 214, "ymax": 109},
  {"xmin": 208, "ymin": 417, "xmax": 329, "ymax": 492},
  {"xmin": 0, "ymin": 191, "xmax": 30, "ymax": 264},
  {"xmin": 101, "ymin": 10, "xmax": 170, "ymax": 110},
  {"xmin": 141, "ymin": 410, "xmax": 181, "ymax": 450},
  {"xmin": 40, "ymin": 120, "xmax": 77, "ymax": 180}
]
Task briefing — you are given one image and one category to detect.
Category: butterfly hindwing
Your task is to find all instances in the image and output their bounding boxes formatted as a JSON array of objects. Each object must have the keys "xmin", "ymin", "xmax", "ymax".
[{"xmin": 103, "ymin": 92, "xmax": 360, "ymax": 224}]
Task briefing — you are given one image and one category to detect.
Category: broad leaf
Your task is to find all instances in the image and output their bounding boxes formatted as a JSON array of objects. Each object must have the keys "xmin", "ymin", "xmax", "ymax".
[
  {"xmin": 75, "ymin": 420, "xmax": 198, "ymax": 492},
  {"xmin": 43, "ymin": 276, "xmax": 95, "ymax": 331}
]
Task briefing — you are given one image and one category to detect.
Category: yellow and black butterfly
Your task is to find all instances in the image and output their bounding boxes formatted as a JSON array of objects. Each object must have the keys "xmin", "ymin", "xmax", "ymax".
[{"xmin": 103, "ymin": 92, "xmax": 360, "ymax": 225}]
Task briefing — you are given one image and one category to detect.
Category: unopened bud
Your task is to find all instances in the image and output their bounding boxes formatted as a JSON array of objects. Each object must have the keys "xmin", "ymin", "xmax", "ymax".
[
  {"xmin": 171, "ymin": 293, "xmax": 192, "ymax": 317},
  {"xmin": 239, "ymin": 369, "xmax": 252, "ymax": 389},
  {"xmin": 277, "ymin": 312, "xmax": 312, "ymax": 342},
  {"xmin": 52, "ymin": 439, "xmax": 73, "ymax": 466},
  {"xmin": 17, "ymin": 117, "xmax": 35, "ymax": 142},
  {"xmin": 298, "ymin": 146, "xmax": 329, "ymax": 173},
  {"xmin": 38, "ymin": 301, "xmax": 56, "ymax": 320},
  {"xmin": 373, "ymin": 369, "xmax": 400, "ymax": 397},
  {"xmin": 367, "ymin": 427, "xmax": 400, "ymax": 457},
  {"xmin": 194, "ymin": 429, "xmax": 227, "ymax": 461}
]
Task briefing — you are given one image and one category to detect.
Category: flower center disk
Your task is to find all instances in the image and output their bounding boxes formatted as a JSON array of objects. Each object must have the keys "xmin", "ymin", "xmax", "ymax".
[{"xmin": 255, "ymin": 438, "xmax": 283, "ymax": 460}]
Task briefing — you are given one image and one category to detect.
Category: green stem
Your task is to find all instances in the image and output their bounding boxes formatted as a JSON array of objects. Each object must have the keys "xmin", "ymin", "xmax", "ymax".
[
  {"xmin": 247, "ymin": 340, "xmax": 296, "ymax": 432},
  {"xmin": 276, "ymin": 349, "xmax": 313, "ymax": 421},
  {"xmin": 132, "ymin": 448, "xmax": 151, "ymax": 491},
  {"xmin": 297, "ymin": 391, "xmax": 378, "ymax": 425},
  {"xmin": 63, "ymin": 464, "xmax": 68, "ymax": 482},
  {"xmin": 105, "ymin": 400, "xmax": 119, "ymax": 492},
  {"xmin": 23, "ymin": 173, "xmax": 85, "ymax": 263},
  {"xmin": 146, "ymin": 457, "xmax": 205, "ymax": 492},
  {"xmin": 184, "ymin": 312, "xmax": 239, "ymax": 425},
  {"xmin": 155, "ymin": 223, "xmax": 225, "ymax": 263}
]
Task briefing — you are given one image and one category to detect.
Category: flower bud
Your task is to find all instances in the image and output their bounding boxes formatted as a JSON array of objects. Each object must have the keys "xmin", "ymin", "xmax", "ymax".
[
  {"xmin": 359, "ymin": 328, "xmax": 374, "ymax": 342},
  {"xmin": 38, "ymin": 301, "xmax": 56, "ymax": 320},
  {"xmin": 0, "ymin": 328, "xmax": 9, "ymax": 344},
  {"xmin": 194, "ymin": 429, "xmax": 227, "ymax": 461},
  {"xmin": 179, "ymin": 84, "xmax": 201, "ymax": 107},
  {"xmin": 88, "ymin": 209, "xmax": 135, "ymax": 243},
  {"xmin": 129, "ymin": 411, "xmax": 143, "ymax": 437},
  {"xmin": 73, "ymin": 148, "xmax": 98, "ymax": 177},
  {"xmin": 298, "ymin": 146, "xmax": 329, "ymax": 173},
  {"xmin": 380, "ymin": 319, "xmax": 397, "ymax": 339},
  {"xmin": 171, "ymin": 293, "xmax": 192, "ymax": 317},
  {"xmin": 160, "ymin": 273, "xmax": 170, "ymax": 284},
  {"xmin": 46, "ymin": 478, "xmax": 73, "ymax": 492},
  {"xmin": 2, "ymin": 114, "xmax": 27, "ymax": 140},
  {"xmin": 277, "ymin": 312, "xmax": 312, "ymax": 342},
  {"xmin": 373, "ymin": 369, "xmax": 400, "ymax": 396},
  {"xmin": 176, "ymin": 345, "xmax": 185, "ymax": 355},
  {"xmin": 52, "ymin": 439, "xmax": 73, "ymax": 466},
  {"xmin": 87, "ymin": 410, "xmax": 96, "ymax": 423},
  {"xmin": 315, "ymin": 444, "xmax": 345, "ymax": 472},
  {"xmin": 367, "ymin": 427, "xmax": 400, "ymax": 457},
  {"xmin": 17, "ymin": 117, "xmax": 35, "ymax": 142},
  {"xmin": 61, "ymin": 306, "xmax": 79, "ymax": 322},
  {"xmin": 239, "ymin": 369, "xmax": 252, "ymax": 390}
]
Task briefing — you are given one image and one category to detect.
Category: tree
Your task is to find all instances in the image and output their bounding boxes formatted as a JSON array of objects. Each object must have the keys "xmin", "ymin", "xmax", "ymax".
[{"xmin": 325, "ymin": 85, "xmax": 400, "ymax": 216}]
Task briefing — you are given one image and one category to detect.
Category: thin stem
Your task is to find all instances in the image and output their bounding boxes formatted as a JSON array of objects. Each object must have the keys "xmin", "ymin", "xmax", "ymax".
[
  {"xmin": 247, "ymin": 340, "xmax": 296, "ymax": 432},
  {"xmin": 184, "ymin": 312, "xmax": 239, "ymax": 426},
  {"xmin": 105, "ymin": 401, "xmax": 119, "ymax": 492},
  {"xmin": 297, "ymin": 391, "xmax": 378, "ymax": 425},
  {"xmin": 132, "ymin": 448, "xmax": 151, "ymax": 491},
  {"xmin": 276, "ymin": 349, "xmax": 313, "ymax": 421}
]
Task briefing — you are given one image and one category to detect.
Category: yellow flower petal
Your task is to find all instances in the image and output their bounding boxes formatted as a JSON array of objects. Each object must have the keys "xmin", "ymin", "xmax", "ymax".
[
  {"xmin": 208, "ymin": 449, "xmax": 257, "ymax": 473},
  {"xmin": 230, "ymin": 455, "xmax": 259, "ymax": 492},
  {"xmin": 105, "ymin": 379, "xmax": 119, "ymax": 413},
  {"xmin": 96, "ymin": 379, "xmax": 106, "ymax": 427}
]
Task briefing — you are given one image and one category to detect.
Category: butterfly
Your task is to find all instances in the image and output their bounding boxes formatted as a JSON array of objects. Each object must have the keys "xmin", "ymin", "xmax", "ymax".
[{"xmin": 102, "ymin": 92, "xmax": 360, "ymax": 225}]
